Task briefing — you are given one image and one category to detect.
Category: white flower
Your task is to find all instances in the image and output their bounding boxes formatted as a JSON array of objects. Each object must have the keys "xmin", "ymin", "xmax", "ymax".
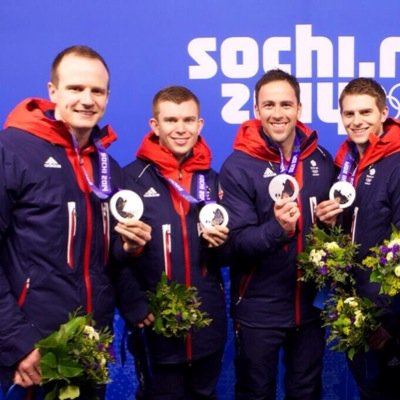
[
  {"xmin": 325, "ymin": 241, "xmax": 340, "ymax": 251},
  {"xmin": 309, "ymin": 249, "xmax": 326, "ymax": 265},
  {"xmin": 83, "ymin": 325, "xmax": 100, "ymax": 341},
  {"xmin": 388, "ymin": 238, "xmax": 400, "ymax": 247},
  {"xmin": 394, "ymin": 266, "xmax": 400, "ymax": 277},
  {"xmin": 387, "ymin": 252, "xmax": 394, "ymax": 261},
  {"xmin": 344, "ymin": 297, "xmax": 358, "ymax": 308}
]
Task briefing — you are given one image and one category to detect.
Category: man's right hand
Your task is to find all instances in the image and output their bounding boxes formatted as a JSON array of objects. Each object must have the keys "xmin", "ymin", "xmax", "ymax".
[
  {"xmin": 115, "ymin": 220, "xmax": 152, "ymax": 253},
  {"xmin": 137, "ymin": 312, "xmax": 155, "ymax": 329},
  {"xmin": 274, "ymin": 198, "xmax": 300, "ymax": 235},
  {"xmin": 13, "ymin": 348, "xmax": 41, "ymax": 388}
]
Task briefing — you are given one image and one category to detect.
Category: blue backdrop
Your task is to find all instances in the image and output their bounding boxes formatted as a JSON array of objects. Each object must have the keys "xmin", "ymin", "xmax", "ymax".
[{"xmin": 1, "ymin": 1, "xmax": 400, "ymax": 399}]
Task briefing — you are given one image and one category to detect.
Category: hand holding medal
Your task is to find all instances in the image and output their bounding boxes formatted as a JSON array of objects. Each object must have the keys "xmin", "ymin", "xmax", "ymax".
[
  {"xmin": 110, "ymin": 190, "xmax": 152, "ymax": 253},
  {"xmin": 199, "ymin": 203, "xmax": 229, "ymax": 247}
]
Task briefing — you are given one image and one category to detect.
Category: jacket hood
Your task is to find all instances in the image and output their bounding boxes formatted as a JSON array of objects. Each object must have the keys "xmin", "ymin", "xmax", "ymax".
[
  {"xmin": 4, "ymin": 98, "xmax": 117, "ymax": 150},
  {"xmin": 233, "ymin": 119, "xmax": 318, "ymax": 162},
  {"xmin": 136, "ymin": 131, "xmax": 212, "ymax": 174},
  {"xmin": 335, "ymin": 118, "xmax": 400, "ymax": 178}
]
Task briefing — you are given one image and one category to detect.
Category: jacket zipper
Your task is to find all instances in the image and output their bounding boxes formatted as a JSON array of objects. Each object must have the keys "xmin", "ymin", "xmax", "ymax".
[
  {"xmin": 67, "ymin": 202, "xmax": 77, "ymax": 268},
  {"xmin": 101, "ymin": 202, "xmax": 110, "ymax": 264},
  {"xmin": 162, "ymin": 224, "xmax": 172, "ymax": 280}
]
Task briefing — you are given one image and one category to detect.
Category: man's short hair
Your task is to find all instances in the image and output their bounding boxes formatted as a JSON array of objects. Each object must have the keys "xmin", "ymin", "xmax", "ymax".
[
  {"xmin": 152, "ymin": 86, "xmax": 200, "ymax": 118},
  {"xmin": 255, "ymin": 69, "xmax": 301, "ymax": 105},
  {"xmin": 51, "ymin": 45, "xmax": 110, "ymax": 87},
  {"xmin": 339, "ymin": 78, "xmax": 387, "ymax": 112}
]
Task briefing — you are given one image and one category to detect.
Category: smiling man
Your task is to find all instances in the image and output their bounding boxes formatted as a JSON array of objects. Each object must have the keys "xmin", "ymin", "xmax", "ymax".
[
  {"xmin": 0, "ymin": 45, "xmax": 151, "ymax": 399},
  {"xmin": 219, "ymin": 69, "xmax": 336, "ymax": 399},
  {"xmin": 116, "ymin": 86, "xmax": 229, "ymax": 399},
  {"xmin": 317, "ymin": 78, "xmax": 400, "ymax": 400}
]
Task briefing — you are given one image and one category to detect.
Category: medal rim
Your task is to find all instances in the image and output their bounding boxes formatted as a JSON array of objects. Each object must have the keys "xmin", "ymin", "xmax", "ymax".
[
  {"xmin": 268, "ymin": 174, "xmax": 299, "ymax": 202},
  {"xmin": 109, "ymin": 189, "xmax": 144, "ymax": 223},
  {"xmin": 329, "ymin": 181, "xmax": 356, "ymax": 209},
  {"xmin": 199, "ymin": 203, "xmax": 229, "ymax": 228}
]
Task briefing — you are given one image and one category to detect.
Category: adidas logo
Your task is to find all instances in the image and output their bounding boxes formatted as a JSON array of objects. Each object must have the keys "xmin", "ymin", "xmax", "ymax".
[
  {"xmin": 143, "ymin": 187, "xmax": 160, "ymax": 198},
  {"xmin": 263, "ymin": 167, "xmax": 276, "ymax": 178},
  {"xmin": 44, "ymin": 156, "xmax": 62, "ymax": 168}
]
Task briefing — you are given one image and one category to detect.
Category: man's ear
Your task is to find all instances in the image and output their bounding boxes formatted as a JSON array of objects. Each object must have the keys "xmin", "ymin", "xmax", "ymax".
[
  {"xmin": 48, "ymin": 81, "xmax": 57, "ymax": 102},
  {"xmin": 149, "ymin": 118, "xmax": 159, "ymax": 136}
]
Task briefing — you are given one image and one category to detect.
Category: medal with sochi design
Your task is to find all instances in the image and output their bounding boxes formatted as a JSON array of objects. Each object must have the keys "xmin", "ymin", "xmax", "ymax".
[
  {"xmin": 329, "ymin": 181, "xmax": 356, "ymax": 209},
  {"xmin": 199, "ymin": 203, "xmax": 229, "ymax": 228},
  {"xmin": 268, "ymin": 174, "xmax": 299, "ymax": 202},
  {"xmin": 110, "ymin": 190, "xmax": 144, "ymax": 223}
]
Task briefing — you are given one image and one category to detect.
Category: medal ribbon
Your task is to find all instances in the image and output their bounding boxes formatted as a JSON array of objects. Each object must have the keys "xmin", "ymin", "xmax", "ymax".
[
  {"xmin": 278, "ymin": 134, "xmax": 301, "ymax": 176},
  {"xmin": 71, "ymin": 134, "xmax": 113, "ymax": 200},
  {"xmin": 338, "ymin": 145, "xmax": 358, "ymax": 184},
  {"xmin": 156, "ymin": 169, "xmax": 210, "ymax": 204}
]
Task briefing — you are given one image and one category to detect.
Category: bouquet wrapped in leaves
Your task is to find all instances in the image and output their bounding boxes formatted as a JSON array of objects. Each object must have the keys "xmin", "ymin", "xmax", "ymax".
[
  {"xmin": 147, "ymin": 272, "xmax": 212, "ymax": 338},
  {"xmin": 297, "ymin": 225, "xmax": 359, "ymax": 290},
  {"xmin": 322, "ymin": 289, "xmax": 381, "ymax": 360},
  {"xmin": 35, "ymin": 311, "xmax": 114, "ymax": 400},
  {"xmin": 363, "ymin": 225, "xmax": 400, "ymax": 296}
]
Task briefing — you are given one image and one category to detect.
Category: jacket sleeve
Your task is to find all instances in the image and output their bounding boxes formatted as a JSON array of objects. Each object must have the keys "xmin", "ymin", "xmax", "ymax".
[
  {"xmin": 0, "ymin": 145, "xmax": 42, "ymax": 367},
  {"xmin": 219, "ymin": 159, "xmax": 291, "ymax": 257}
]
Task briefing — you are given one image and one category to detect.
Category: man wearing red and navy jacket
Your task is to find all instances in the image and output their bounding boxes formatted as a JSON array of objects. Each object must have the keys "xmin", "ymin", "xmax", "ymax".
[
  {"xmin": 317, "ymin": 78, "xmax": 400, "ymax": 400},
  {"xmin": 116, "ymin": 86, "xmax": 229, "ymax": 399},
  {"xmin": 220, "ymin": 69, "xmax": 335, "ymax": 400},
  {"xmin": 0, "ymin": 46, "xmax": 151, "ymax": 398}
]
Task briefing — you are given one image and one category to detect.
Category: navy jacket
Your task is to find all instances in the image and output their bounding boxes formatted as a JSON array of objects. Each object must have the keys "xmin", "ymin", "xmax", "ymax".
[
  {"xmin": 116, "ymin": 132, "xmax": 227, "ymax": 364},
  {"xmin": 220, "ymin": 119, "xmax": 335, "ymax": 328},
  {"xmin": 336, "ymin": 118, "xmax": 400, "ymax": 336},
  {"xmin": 0, "ymin": 98, "xmax": 123, "ymax": 369}
]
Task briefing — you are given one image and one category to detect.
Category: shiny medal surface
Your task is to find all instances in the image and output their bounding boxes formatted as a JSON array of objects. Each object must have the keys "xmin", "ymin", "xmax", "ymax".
[
  {"xmin": 110, "ymin": 189, "xmax": 144, "ymax": 222},
  {"xmin": 268, "ymin": 174, "xmax": 299, "ymax": 202},
  {"xmin": 199, "ymin": 203, "xmax": 229, "ymax": 228},
  {"xmin": 329, "ymin": 181, "xmax": 356, "ymax": 209}
]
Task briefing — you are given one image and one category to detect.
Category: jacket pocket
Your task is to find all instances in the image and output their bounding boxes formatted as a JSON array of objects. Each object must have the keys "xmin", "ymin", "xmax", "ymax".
[{"xmin": 67, "ymin": 201, "xmax": 77, "ymax": 268}]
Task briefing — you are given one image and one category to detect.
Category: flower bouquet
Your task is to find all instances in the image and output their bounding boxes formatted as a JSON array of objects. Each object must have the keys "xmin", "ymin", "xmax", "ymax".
[
  {"xmin": 322, "ymin": 289, "xmax": 381, "ymax": 360},
  {"xmin": 297, "ymin": 225, "xmax": 359, "ymax": 290},
  {"xmin": 363, "ymin": 225, "xmax": 400, "ymax": 296},
  {"xmin": 147, "ymin": 272, "xmax": 212, "ymax": 338},
  {"xmin": 35, "ymin": 311, "xmax": 114, "ymax": 400}
]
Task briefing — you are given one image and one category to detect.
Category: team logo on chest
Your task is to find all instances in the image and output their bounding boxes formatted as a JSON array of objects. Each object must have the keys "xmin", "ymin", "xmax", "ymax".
[
  {"xmin": 310, "ymin": 159, "xmax": 319, "ymax": 176},
  {"xmin": 364, "ymin": 167, "xmax": 376, "ymax": 186}
]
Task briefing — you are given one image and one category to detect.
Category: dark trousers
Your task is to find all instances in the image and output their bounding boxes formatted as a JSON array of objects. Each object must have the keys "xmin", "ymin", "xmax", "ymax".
[
  {"xmin": 128, "ymin": 331, "xmax": 224, "ymax": 400},
  {"xmin": 347, "ymin": 338, "xmax": 400, "ymax": 400},
  {"xmin": 234, "ymin": 320, "xmax": 324, "ymax": 400}
]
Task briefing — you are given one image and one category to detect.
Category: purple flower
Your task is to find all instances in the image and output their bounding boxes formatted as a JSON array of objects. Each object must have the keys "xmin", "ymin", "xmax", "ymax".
[
  {"xmin": 176, "ymin": 312, "xmax": 183, "ymax": 322},
  {"xmin": 328, "ymin": 310, "xmax": 338, "ymax": 321},
  {"xmin": 380, "ymin": 245, "xmax": 389, "ymax": 255},
  {"xmin": 345, "ymin": 265, "xmax": 352, "ymax": 272},
  {"xmin": 379, "ymin": 257, "xmax": 388, "ymax": 265},
  {"xmin": 319, "ymin": 265, "xmax": 328, "ymax": 276}
]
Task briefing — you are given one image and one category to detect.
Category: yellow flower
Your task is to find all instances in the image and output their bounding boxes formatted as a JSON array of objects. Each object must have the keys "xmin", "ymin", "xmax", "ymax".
[
  {"xmin": 325, "ymin": 241, "xmax": 340, "ymax": 251},
  {"xmin": 343, "ymin": 326, "xmax": 350, "ymax": 336},
  {"xmin": 394, "ymin": 266, "xmax": 400, "ymax": 277},
  {"xmin": 84, "ymin": 325, "xmax": 100, "ymax": 341},
  {"xmin": 354, "ymin": 310, "xmax": 365, "ymax": 328},
  {"xmin": 344, "ymin": 297, "xmax": 358, "ymax": 308}
]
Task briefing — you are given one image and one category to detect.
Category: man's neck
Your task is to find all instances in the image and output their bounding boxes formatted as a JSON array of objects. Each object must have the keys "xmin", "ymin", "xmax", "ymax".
[{"xmin": 72, "ymin": 130, "xmax": 92, "ymax": 149}]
